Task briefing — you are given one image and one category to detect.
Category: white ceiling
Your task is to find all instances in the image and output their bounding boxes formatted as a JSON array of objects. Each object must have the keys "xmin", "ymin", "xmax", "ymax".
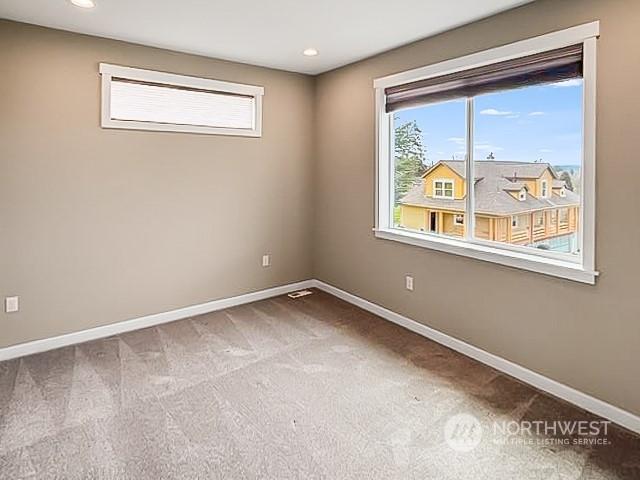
[{"xmin": 0, "ymin": 0, "xmax": 533, "ymax": 74}]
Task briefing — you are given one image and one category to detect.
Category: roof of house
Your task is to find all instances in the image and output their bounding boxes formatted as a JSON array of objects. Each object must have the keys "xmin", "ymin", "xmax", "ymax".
[
  {"xmin": 502, "ymin": 181, "xmax": 527, "ymax": 192},
  {"xmin": 402, "ymin": 160, "xmax": 579, "ymax": 216},
  {"xmin": 422, "ymin": 160, "xmax": 559, "ymax": 181}
]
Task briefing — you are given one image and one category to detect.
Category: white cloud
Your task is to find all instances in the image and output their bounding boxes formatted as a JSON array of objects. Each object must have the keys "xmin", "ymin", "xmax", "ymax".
[
  {"xmin": 553, "ymin": 78, "xmax": 583, "ymax": 88},
  {"xmin": 528, "ymin": 111, "xmax": 546, "ymax": 116},
  {"xmin": 480, "ymin": 108, "xmax": 513, "ymax": 116},
  {"xmin": 474, "ymin": 143, "xmax": 504, "ymax": 152},
  {"xmin": 447, "ymin": 137, "xmax": 465, "ymax": 145}
]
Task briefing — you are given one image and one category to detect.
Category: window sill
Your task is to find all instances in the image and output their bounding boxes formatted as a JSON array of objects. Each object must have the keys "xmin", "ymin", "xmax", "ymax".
[
  {"xmin": 374, "ymin": 228, "xmax": 598, "ymax": 284},
  {"xmin": 101, "ymin": 118, "xmax": 262, "ymax": 137}
]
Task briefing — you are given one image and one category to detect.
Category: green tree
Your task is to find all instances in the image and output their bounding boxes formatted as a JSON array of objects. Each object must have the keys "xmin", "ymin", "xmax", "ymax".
[
  {"xmin": 394, "ymin": 119, "xmax": 427, "ymax": 201},
  {"xmin": 559, "ymin": 171, "xmax": 574, "ymax": 191}
]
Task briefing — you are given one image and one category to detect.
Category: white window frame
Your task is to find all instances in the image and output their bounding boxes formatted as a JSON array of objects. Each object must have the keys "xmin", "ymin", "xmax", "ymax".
[
  {"xmin": 373, "ymin": 22, "xmax": 599, "ymax": 284},
  {"xmin": 433, "ymin": 179, "xmax": 454, "ymax": 199},
  {"xmin": 511, "ymin": 216, "xmax": 519, "ymax": 228},
  {"xmin": 454, "ymin": 214, "xmax": 465, "ymax": 226},
  {"xmin": 99, "ymin": 63, "xmax": 264, "ymax": 137}
]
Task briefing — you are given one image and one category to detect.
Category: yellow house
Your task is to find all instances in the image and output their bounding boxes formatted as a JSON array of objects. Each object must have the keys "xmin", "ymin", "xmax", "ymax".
[{"xmin": 399, "ymin": 160, "xmax": 580, "ymax": 253}]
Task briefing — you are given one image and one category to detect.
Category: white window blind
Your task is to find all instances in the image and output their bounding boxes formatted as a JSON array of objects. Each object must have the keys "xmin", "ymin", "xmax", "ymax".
[
  {"xmin": 100, "ymin": 64, "xmax": 263, "ymax": 137},
  {"xmin": 110, "ymin": 79, "xmax": 255, "ymax": 129}
]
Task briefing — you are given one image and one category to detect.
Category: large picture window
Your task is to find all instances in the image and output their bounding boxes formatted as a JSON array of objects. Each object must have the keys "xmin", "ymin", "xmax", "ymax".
[{"xmin": 374, "ymin": 23, "xmax": 599, "ymax": 283}]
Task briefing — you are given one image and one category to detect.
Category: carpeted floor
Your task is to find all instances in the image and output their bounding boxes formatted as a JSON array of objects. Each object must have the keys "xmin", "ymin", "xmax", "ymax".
[{"xmin": 0, "ymin": 289, "xmax": 638, "ymax": 479}]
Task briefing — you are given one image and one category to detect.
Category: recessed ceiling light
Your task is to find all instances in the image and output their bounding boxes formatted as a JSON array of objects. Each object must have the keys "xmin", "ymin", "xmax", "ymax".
[
  {"xmin": 70, "ymin": 0, "xmax": 95, "ymax": 8},
  {"xmin": 303, "ymin": 48, "xmax": 319, "ymax": 57}
]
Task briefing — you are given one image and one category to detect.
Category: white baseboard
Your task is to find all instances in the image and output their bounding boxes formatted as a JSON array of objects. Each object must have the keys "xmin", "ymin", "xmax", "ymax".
[
  {"xmin": 0, "ymin": 280, "xmax": 315, "ymax": 362},
  {"xmin": 312, "ymin": 279, "xmax": 640, "ymax": 435},
  {"xmin": 2, "ymin": 277, "xmax": 638, "ymax": 435}
]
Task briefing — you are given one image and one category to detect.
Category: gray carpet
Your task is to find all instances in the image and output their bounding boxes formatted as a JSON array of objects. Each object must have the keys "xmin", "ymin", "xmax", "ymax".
[{"xmin": 0, "ymin": 289, "xmax": 638, "ymax": 479}]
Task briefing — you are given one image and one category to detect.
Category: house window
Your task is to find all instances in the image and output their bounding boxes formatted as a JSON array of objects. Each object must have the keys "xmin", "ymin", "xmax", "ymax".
[
  {"xmin": 454, "ymin": 214, "xmax": 464, "ymax": 226},
  {"xmin": 99, "ymin": 64, "xmax": 264, "ymax": 136},
  {"xmin": 374, "ymin": 23, "xmax": 598, "ymax": 284},
  {"xmin": 559, "ymin": 208, "xmax": 569, "ymax": 223},
  {"xmin": 534, "ymin": 212, "xmax": 544, "ymax": 227},
  {"xmin": 434, "ymin": 180, "xmax": 454, "ymax": 198},
  {"xmin": 541, "ymin": 180, "xmax": 549, "ymax": 198},
  {"xmin": 518, "ymin": 189, "xmax": 527, "ymax": 201}
]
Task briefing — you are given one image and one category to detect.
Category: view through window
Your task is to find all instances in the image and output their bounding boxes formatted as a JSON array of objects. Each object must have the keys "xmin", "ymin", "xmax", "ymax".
[
  {"xmin": 393, "ymin": 99, "xmax": 466, "ymax": 238},
  {"xmin": 392, "ymin": 78, "xmax": 583, "ymax": 257}
]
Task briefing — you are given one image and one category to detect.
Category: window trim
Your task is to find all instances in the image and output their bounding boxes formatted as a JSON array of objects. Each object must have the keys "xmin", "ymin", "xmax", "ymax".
[
  {"xmin": 99, "ymin": 63, "xmax": 264, "ymax": 137},
  {"xmin": 454, "ymin": 214, "xmax": 465, "ymax": 226},
  {"xmin": 373, "ymin": 22, "xmax": 599, "ymax": 284},
  {"xmin": 433, "ymin": 179, "xmax": 454, "ymax": 199}
]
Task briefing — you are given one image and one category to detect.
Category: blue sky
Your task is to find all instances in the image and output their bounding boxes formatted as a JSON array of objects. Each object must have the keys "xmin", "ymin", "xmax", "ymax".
[{"xmin": 395, "ymin": 79, "xmax": 583, "ymax": 166}]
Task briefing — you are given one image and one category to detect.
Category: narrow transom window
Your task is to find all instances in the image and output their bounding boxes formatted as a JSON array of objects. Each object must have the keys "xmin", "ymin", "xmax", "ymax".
[
  {"xmin": 100, "ymin": 64, "xmax": 264, "ymax": 137},
  {"xmin": 374, "ymin": 22, "xmax": 599, "ymax": 284}
]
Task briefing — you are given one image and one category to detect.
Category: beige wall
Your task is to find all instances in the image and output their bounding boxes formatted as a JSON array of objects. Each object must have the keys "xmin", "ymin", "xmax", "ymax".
[
  {"xmin": 313, "ymin": 0, "xmax": 640, "ymax": 416},
  {"xmin": 0, "ymin": 20, "xmax": 315, "ymax": 347}
]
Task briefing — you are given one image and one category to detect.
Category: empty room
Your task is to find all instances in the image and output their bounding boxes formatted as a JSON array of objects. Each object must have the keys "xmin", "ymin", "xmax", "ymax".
[{"xmin": 1, "ymin": 0, "xmax": 639, "ymax": 478}]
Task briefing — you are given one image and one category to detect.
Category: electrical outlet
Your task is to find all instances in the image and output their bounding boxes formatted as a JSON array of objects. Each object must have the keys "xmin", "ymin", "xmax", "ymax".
[
  {"xmin": 262, "ymin": 254, "xmax": 271, "ymax": 267},
  {"xmin": 405, "ymin": 276, "xmax": 414, "ymax": 291},
  {"xmin": 5, "ymin": 296, "xmax": 19, "ymax": 313}
]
